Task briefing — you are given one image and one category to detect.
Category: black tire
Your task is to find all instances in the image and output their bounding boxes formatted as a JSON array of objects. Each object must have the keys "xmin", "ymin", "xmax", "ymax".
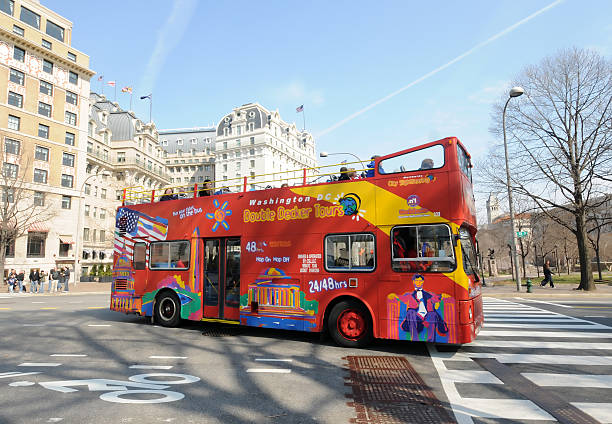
[
  {"xmin": 154, "ymin": 291, "xmax": 181, "ymax": 327},
  {"xmin": 328, "ymin": 299, "xmax": 373, "ymax": 348}
]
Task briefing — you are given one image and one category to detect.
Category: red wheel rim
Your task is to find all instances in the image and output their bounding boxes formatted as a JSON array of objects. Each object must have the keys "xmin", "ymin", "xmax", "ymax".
[{"xmin": 337, "ymin": 309, "xmax": 366, "ymax": 340}]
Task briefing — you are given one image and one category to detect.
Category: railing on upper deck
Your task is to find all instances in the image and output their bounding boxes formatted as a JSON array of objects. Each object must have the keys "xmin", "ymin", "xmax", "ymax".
[{"xmin": 121, "ymin": 158, "xmax": 374, "ymax": 205}]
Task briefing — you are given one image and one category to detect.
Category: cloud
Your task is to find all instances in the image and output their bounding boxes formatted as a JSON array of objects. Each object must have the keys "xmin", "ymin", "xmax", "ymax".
[
  {"xmin": 468, "ymin": 81, "xmax": 508, "ymax": 105},
  {"xmin": 276, "ymin": 81, "xmax": 325, "ymax": 106},
  {"xmin": 139, "ymin": 0, "xmax": 198, "ymax": 93}
]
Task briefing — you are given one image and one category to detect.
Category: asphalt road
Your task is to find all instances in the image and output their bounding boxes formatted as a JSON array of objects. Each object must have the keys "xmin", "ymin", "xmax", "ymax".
[
  {"xmin": 2, "ymin": 293, "xmax": 611, "ymax": 424},
  {"xmin": 0, "ymin": 293, "xmax": 447, "ymax": 424}
]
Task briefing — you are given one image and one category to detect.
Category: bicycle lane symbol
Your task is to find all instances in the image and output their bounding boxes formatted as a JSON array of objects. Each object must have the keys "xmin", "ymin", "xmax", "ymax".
[{"xmin": 39, "ymin": 373, "xmax": 200, "ymax": 404}]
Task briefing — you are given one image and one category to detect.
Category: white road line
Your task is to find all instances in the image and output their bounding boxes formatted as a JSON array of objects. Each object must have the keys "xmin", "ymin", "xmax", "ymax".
[
  {"xmin": 518, "ymin": 299, "xmax": 573, "ymax": 308},
  {"xmin": 585, "ymin": 316, "xmax": 606, "ymax": 318},
  {"xmin": 469, "ymin": 340, "xmax": 612, "ymax": 350},
  {"xmin": 149, "ymin": 356, "xmax": 187, "ymax": 359},
  {"xmin": 50, "ymin": 354, "xmax": 87, "ymax": 357},
  {"xmin": 19, "ymin": 363, "xmax": 61, "ymax": 367},
  {"xmin": 571, "ymin": 403, "xmax": 612, "ymax": 423},
  {"xmin": 485, "ymin": 314, "xmax": 563, "ymax": 318},
  {"xmin": 246, "ymin": 368, "xmax": 291, "ymax": 373},
  {"xmin": 443, "ymin": 369, "xmax": 502, "ymax": 384},
  {"xmin": 32, "ymin": 301, "xmax": 45, "ymax": 304},
  {"xmin": 483, "ymin": 322, "xmax": 608, "ymax": 329},
  {"xmin": 23, "ymin": 324, "xmax": 46, "ymax": 327},
  {"xmin": 452, "ymin": 398, "xmax": 555, "ymax": 421},
  {"xmin": 478, "ymin": 330, "xmax": 612, "ymax": 339},
  {"xmin": 485, "ymin": 318, "xmax": 579, "ymax": 322},
  {"xmin": 129, "ymin": 365, "xmax": 173, "ymax": 369},
  {"xmin": 255, "ymin": 358, "xmax": 293, "ymax": 362},
  {"xmin": 0, "ymin": 372, "xmax": 42, "ymax": 379},
  {"xmin": 87, "ymin": 324, "xmax": 111, "ymax": 327},
  {"xmin": 523, "ymin": 373, "xmax": 612, "ymax": 388},
  {"xmin": 447, "ymin": 353, "xmax": 612, "ymax": 366},
  {"xmin": 69, "ymin": 301, "xmax": 83, "ymax": 304}
]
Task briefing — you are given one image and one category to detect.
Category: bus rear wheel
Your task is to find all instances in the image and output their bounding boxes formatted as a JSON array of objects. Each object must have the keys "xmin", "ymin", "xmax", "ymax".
[
  {"xmin": 154, "ymin": 292, "xmax": 181, "ymax": 327},
  {"xmin": 328, "ymin": 300, "xmax": 373, "ymax": 348}
]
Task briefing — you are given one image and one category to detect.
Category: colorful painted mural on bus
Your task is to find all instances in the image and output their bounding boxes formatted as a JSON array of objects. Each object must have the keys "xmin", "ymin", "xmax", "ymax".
[
  {"xmin": 110, "ymin": 254, "xmax": 136, "ymax": 313},
  {"xmin": 240, "ymin": 267, "xmax": 318, "ymax": 331},
  {"xmin": 140, "ymin": 274, "xmax": 202, "ymax": 319},
  {"xmin": 386, "ymin": 274, "xmax": 457, "ymax": 343}
]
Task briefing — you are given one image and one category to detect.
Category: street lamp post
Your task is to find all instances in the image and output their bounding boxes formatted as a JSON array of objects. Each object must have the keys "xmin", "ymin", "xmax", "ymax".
[
  {"xmin": 502, "ymin": 86, "xmax": 524, "ymax": 292},
  {"xmin": 319, "ymin": 151, "xmax": 365, "ymax": 170},
  {"xmin": 74, "ymin": 172, "xmax": 110, "ymax": 286}
]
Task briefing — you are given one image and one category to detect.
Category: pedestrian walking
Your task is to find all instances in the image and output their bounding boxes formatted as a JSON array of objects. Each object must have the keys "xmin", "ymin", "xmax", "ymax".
[
  {"xmin": 29, "ymin": 269, "xmax": 40, "ymax": 294},
  {"xmin": 57, "ymin": 267, "xmax": 65, "ymax": 292},
  {"xmin": 540, "ymin": 260, "xmax": 555, "ymax": 288},
  {"xmin": 39, "ymin": 270, "xmax": 47, "ymax": 294},
  {"xmin": 7, "ymin": 269, "xmax": 17, "ymax": 294},
  {"xmin": 50, "ymin": 268, "xmax": 58, "ymax": 293},
  {"xmin": 17, "ymin": 270, "xmax": 24, "ymax": 293},
  {"xmin": 62, "ymin": 267, "xmax": 70, "ymax": 292}
]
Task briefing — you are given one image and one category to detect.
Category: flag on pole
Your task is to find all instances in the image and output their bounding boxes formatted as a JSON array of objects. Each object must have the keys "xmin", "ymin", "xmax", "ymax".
[
  {"xmin": 121, "ymin": 86, "xmax": 133, "ymax": 93},
  {"xmin": 140, "ymin": 94, "xmax": 152, "ymax": 100},
  {"xmin": 97, "ymin": 75, "xmax": 104, "ymax": 81},
  {"xmin": 296, "ymin": 104, "xmax": 304, "ymax": 113},
  {"xmin": 107, "ymin": 81, "xmax": 116, "ymax": 87}
]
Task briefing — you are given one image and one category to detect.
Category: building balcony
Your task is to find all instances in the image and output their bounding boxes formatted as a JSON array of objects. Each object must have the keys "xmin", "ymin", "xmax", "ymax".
[
  {"xmin": 87, "ymin": 148, "xmax": 112, "ymax": 165},
  {"xmin": 113, "ymin": 157, "xmax": 170, "ymax": 182}
]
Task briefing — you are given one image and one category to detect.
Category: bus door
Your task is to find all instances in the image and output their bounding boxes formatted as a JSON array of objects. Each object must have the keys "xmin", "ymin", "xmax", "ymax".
[{"xmin": 202, "ymin": 238, "xmax": 241, "ymax": 321}]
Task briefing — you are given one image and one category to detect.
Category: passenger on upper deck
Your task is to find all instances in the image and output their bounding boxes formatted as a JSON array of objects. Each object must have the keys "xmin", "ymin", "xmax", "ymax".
[
  {"xmin": 338, "ymin": 167, "xmax": 350, "ymax": 181},
  {"xmin": 420, "ymin": 158, "xmax": 434, "ymax": 170},
  {"xmin": 160, "ymin": 188, "xmax": 177, "ymax": 201},
  {"xmin": 365, "ymin": 155, "xmax": 380, "ymax": 178},
  {"xmin": 198, "ymin": 179, "xmax": 213, "ymax": 197}
]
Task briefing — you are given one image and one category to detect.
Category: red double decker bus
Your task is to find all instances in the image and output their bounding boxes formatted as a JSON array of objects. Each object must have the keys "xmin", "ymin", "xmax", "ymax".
[{"xmin": 111, "ymin": 137, "xmax": 482, "ymax": 347}]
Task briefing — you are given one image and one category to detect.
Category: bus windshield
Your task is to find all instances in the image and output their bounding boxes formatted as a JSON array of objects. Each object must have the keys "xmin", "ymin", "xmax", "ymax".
[{"xmin": 459, "ymin": 228, "xmax": 477, "ymax": 276}]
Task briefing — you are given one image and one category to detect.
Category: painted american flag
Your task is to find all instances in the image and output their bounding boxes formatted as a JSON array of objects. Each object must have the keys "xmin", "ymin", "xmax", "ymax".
[{"xmin": 114, "ymin": 208, "xmax": 168, "ymax": 258}]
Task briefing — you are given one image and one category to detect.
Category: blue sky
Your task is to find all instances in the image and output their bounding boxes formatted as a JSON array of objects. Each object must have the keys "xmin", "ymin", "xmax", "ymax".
[{"xmin": 47, "ymin": 1, "xmax": 610, "ymax": 182}]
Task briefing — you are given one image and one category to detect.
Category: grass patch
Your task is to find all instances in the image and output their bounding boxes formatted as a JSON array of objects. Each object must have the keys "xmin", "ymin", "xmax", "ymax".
[{"xmin": 491, "ymin": 272, "xmax": 612, "ymax": 286}]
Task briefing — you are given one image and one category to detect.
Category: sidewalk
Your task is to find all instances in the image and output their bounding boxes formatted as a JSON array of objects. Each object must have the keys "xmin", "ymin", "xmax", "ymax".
[
  {"xmin": 482, "ymin": 281, "xmax": 612, "ymax": 298},
  {"xmin": 3, "ymin": 282, "xmax": 110, "ymax": 296}
]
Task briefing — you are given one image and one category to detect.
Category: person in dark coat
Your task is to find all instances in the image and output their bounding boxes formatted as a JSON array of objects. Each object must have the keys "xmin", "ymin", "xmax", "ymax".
[
  {"xmin": 198, "ymin": 179, "xmax": 213, "ymax": 197},
  {"xmin": 160, "ymin": 188, "xmax": 177, "ymax": 201},
  {"xmin": 63, "ymin": 267, "xmax": 70, "ymax": 292},
  {"xmin": 541, "ymin": 260, "xmax": 555, "ymax": 288},
  {"xmin": 338, "ymin": 167, "xmax": 350, "ymax": 181},
  {"xmin": 17, "ymin": 270, "xmax": 25, "ymax": 292}
]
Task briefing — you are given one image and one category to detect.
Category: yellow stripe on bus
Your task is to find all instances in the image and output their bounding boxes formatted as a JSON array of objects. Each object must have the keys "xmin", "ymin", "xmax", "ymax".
[{"xmin": 201, "ymin": 318, "xmax": 240, "ymax": 325}]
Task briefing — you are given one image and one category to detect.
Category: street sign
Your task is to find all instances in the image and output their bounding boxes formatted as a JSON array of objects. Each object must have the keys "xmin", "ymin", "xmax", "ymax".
[{"xmin": 516, "ymin": 231, "xmax": 528, "ymax": 238}]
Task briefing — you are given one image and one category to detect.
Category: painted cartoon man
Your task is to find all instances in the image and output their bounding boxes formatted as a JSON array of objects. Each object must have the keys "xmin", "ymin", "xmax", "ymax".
[{"xmin": 395, "ymin": 274, "xmax": 448, "ymax": 341}]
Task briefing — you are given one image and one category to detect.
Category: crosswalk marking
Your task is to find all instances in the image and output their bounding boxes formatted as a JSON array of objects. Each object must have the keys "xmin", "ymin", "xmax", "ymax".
[{"xmin": 432, "ymin": 297, "xmax": 612, "ymax": 423}]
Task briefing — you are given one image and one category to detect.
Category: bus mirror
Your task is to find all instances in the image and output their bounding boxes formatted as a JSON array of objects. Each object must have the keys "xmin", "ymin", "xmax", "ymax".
[{"xmin": 453, "ymin": 234, "xmax": 459, "ymax": 247}]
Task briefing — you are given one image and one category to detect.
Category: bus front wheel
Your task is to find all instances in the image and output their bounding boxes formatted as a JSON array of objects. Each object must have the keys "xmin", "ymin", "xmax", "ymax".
[
  {"xmin": 154, "ymin": 292, "xmax": 181, "ymax": 327},
  {"xmin": 328, "ymin": 300, "xmax": 373, "ymax": 348}
]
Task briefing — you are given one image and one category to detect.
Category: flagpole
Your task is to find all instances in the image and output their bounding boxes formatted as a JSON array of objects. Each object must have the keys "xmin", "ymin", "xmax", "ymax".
[
  {"xmin": 101, "ymin": 77, "xmax": 104, "ymax": 95},
  {"xmin": 149, "ymin": 94, "xmax": 152, "ymax": 123},
  {"xmin": 302, "ymin": 109, "xmax": 306, "ymax": 131}
]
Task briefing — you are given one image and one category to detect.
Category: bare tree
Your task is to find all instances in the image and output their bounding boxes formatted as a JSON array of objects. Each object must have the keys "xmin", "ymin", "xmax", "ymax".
[
  {"xmin": 0, "ymin": 133, "xmax": 56, "ymax": 280},
  {"xmin": 480, "ymin": 48, "xmax": 612, "ymax": 291},
  {"xmin": 587, "ymin": 194, "xmax": 612, "ymax": 281}
]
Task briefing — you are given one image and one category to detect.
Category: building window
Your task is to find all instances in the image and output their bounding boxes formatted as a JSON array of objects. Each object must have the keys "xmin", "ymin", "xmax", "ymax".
[
  {"xmin": 93, "ymin": 186, "xmax": 98, "ymax": 197},
  {"xmin": 93, "ymin": 207, "xmax": 97, "ymax": 218},
  {"xmin": 43, "ymin": 59, "xmax": 53, "ymax": 74},
  {"xmin": 7, "ymin": 115, "xmax": 20, "ymax": 131},
  {"xmin": 103, "ymin": 132, "xmax": 109, "ymax": 144},
  {"xmin": 33, "ymin": 168, "xmax": 47, "ymax": 183},
  {"xmin": 33, "ymin": 191, "xmax": 44, "ymax": 206},
  {"xmin": 38, "ymin": 102, "xmax": 51, "ymax": 117},
  {"xmin": 116, "ymin": 190, "xmax": 123, "ymax": 201},
  {"xmin": 177, "ymin": 139, "xmax": 183, "ymax": 145},
  {"xmin": 9, "ymin": 68, "xmax": 24, "ymax": 85},
  {"xmin": 117, "ymin": 152, "xmax": 125, "ymax": 163},
  {"xmin": 35, "ymin": 145, "xmax": 49, "ymax": 161},
  {"xmin": 41, "ymin": 39, "xmax": 51, "ymax": 49},
  {"xmin": 61, "ymin": 195, "xmax": 71, "ymax": 209},
  {"xmin": 222, "ymin": 153, "xmax": 227, "ymax": 160},
  {"xmin": 19, "ymin": 6, "xmax": 40, "ymax": 29},
  {"xmin": 83, "ymin": 228, "xmax": 89, "ymax": 242},
  {"xmin": 13, "ymin": 46, "xmax": 25, "ymax": 62},
  {"xmin": 250, "ymin": 160, "xmax": 255, "ymax": 168},
  {"xmin": 12, "ymin": 25, "xmax": 23, "ymax": 36},
  {"xmin": 87, "ymin": 141, "xmax": 93, "ymax": 153},
  {"xmin": 84, "ymin": 184, "xmax": 90, "ymax": 195},
  {"xmin": 223, "ymin": 141, "xmax": 227, "ymax": 149},
  {"xmin": 8, "ymin": 91, "xmax": 22, "ymax": 107},
  {"xmin": 59, "ymin": 242, "xmax": 70, "ymax": 257},
  {"xmin": 100, "ymin": 208, "xmax": 106, "ymax": 219},
  {"xmin": 40, "ymin": 80, "xmax": 53, "ymax": 95},
  {"xmin": 100, "ymin": 230, "xmax": 105, "ymax": 243},
  {"xmin": 65, "ymin": 132, "xmax": 75, "ymax": 146},
  {"xmin": 26, "ymin": 232, "xmax": 46, "ymax": 257},
  {"xmin": 62, "ymin": 152, "xmax": 74, "ymax": 167},
  {"xmin": 61, "ymin": 174, "xmax": 73, "ymax": 188},
  {"xmin": 3, "ymin": 162, "xmax": 18, "ymax": 178},
  {"xmin": 1, "ymin": 0, "xmax": 14, "ymax": 16},
  {"xmin": 67, "ymin": 51, "xmax": 76, "ymax": 62},
  {"xmin": 45, "ymin": 19, "xmax": 64, "ymax": 41},
  {"xmin": 101, "ymin": 188, "xmax": 107, "ymax": 199},
  {"xmin": 84, "ymin": 205, "xmax": 89, "ymax": 216},
  {"xmin": 65, "ymin": 111, "xmax": 77, "ymax": 125},
  {"xmin": 190, "ymin": 138, "xmax": 197, "ymax": 144},
  {"xmin": 68, "ymin": 71, "xmax": 78, "ymax": 85},
  {"xmin": 66, "ymin": 91, "xmax": 77, "ymax": 105},
  {"xmin": 4, "ymin": 138, "xmax": 20, "ymax": 155},
  {"xmin": 5, "ymin": 239, "xmax": 15, "ymax": 258},
  {"xmin": 2, "ymin": 188, "xmax": 14, "ymax": 203},
  {"xmin": 38, "ymin": 124, "xmax": 49, "ymax": 139},
  {"xmin": 88, "ymin": 122, "xmax": 94, "ymax": 136}
]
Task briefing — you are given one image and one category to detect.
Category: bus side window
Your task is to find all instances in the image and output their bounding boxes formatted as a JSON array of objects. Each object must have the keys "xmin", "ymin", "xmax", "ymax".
[
  {"xmin": 392, "ymin": 225, "xmax": 455, "ymax": 273},
  {"xmin": 325, "ymin": 233, "xmax": 375, "ymax": 272},
  {"xmin": 133, "ymin": 243, "xmax": 146, "ymax": 270},
  {"xmin": 150, "ymin": 241, "xmax": 190, "ymax": 269}
]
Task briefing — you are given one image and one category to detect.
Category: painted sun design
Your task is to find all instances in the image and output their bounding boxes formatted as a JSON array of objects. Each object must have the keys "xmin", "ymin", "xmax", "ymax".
[{"xmin": 206, "ymin": 199, "xmax": 232, "ymax": 232}]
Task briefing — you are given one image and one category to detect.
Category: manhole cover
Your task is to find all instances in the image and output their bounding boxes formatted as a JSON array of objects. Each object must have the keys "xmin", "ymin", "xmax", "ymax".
[{"xmin": 345, "ymin": 356, "xmax": 454, "ymax": 424}]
